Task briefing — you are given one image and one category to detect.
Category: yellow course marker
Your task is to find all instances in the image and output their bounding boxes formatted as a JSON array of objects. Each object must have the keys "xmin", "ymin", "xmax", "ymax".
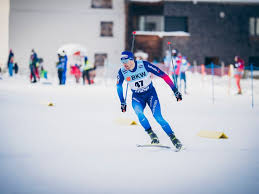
[
  {"xmin": 114, "ymin": 118, "xmax": 138, "ymax": 126},
  {"xmin": 130, "ymin": 121, "xmax": 137, "ymax": 125},
  {"xmin": 48, "ymin": 102, "xmax": 54, "ymax": 106},
  {"xmin": 198, "ymin": 130, "xmax": 228, "ymax": 139},
  {"xmin": 40, "ymin": 101, "xmax": 54, "ymax": 106}
]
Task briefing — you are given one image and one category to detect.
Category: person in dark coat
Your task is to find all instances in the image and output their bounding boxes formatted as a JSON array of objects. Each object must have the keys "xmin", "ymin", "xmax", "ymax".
[
  {"xmin": 13, "ymin": 63, "xmax": 19, "ymax": 74},
  {"xmin": 29, "ymin": 49, "xmax": 37, "ymax": 83},
  {"xmin": 56, "ymin": 54, "xmax": 64, "ymax": 85}
]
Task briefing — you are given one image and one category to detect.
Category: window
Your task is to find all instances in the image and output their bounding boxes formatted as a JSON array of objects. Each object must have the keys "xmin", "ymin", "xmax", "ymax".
[
  {"xmin": 137, "ymin": 15, "xmax": 188, "ymax": 32},
  {"xmin": 92, "ymin": 0, "xmax": 112, "ymax": 8},
  {"xmin": 249, "ymin": 17, "xmax": 259, "ymax": 36},
  {"xmin": 250, "ymin": 18, "xmax": 255, "ymax": 35},
  {"xmin": 94, "ymin": 53, "xmax": 107, "ymax": 66},
  {"xmin": 164, "ymin": 16, "xmax": 188, "ymax": 32},
  {"xmin": 138, "ymin": 16, "xmax": 164, "ymax": 31},
  {"xmin": 101, "ymin": 22, "xmax": 113, "ymax": 37}
]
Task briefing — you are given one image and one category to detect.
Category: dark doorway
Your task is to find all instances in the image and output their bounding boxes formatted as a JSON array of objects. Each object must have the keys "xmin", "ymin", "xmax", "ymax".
[
  {"xmin": 249, "ymin": 56, "xmax": 259, "ymax": 68},
  {"xmin": 205, "ymin": 57, "xmax": 219, "ymax": 66}
]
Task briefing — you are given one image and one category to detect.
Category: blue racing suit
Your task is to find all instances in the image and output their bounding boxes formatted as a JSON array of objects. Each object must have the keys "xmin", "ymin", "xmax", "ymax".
[{"xmin": 116, "ymin": 60, "xmax": 178, "ymax": 136}]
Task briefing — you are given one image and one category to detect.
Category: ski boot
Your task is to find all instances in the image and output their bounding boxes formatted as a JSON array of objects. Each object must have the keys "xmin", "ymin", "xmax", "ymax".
[
  {"xmin": 169, "ymin": 134, "xmax": 182, "ymax": 151},
  {"xmin": 146, "ymin": 128, "xmax": 160, "ymax": 144}
]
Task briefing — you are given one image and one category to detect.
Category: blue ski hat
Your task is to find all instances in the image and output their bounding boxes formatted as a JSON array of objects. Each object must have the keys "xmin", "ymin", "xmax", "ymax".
[{"xmin": 121, "ymin": 51, "xmax": 134, "ymax": 60}]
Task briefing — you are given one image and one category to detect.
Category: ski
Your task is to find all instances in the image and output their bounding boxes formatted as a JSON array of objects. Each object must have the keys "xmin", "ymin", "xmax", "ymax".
[
  {"xmin": 136, "ymin": 144, "xmax": 171, "ymax": 149},
  {"xmin": 136, "ymin": 144, "xmax": 185, "ymax": 152}
]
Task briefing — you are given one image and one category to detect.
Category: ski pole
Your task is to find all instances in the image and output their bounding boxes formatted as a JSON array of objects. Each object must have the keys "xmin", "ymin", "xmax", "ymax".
[
  {"xmin": 131, "ymin": 31, "xmax": 136, "ymax": 53},
  {"xmin": 251, "ymin": 63, "xmax": 254, "ymax": 108},
  {"xmin": 167, "ymin": 42, "xmax": 177, "ymax": 88},
  {"xmin": 124, "ymin": 31, "xmax": 136, "ymax": 104}
]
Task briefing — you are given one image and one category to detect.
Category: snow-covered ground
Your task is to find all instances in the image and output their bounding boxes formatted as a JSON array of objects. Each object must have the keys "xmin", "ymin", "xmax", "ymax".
[{"xmin": 0, "ymin": 72, "xmax": 259, "ymax": 194}]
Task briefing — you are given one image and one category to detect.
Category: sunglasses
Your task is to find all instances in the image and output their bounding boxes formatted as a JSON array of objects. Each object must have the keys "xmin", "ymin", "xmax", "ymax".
[{"xmin": 121, "ymin": 58, "xmax": 130, "ymax": 64}]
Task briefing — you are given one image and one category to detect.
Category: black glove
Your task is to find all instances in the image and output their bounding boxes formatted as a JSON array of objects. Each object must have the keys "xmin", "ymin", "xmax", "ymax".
[
  {"xmin": 121, "ymin": 103, "xmax": 127, "ymax": 112},
  {"xmin": 174, "ymin": 91, "xmax": 182, "ymax": 101}
]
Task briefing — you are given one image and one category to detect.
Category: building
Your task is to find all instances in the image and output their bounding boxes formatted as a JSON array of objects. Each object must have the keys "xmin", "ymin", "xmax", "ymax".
[
  {"xmin": 0, "ymin": 0, "xmax": 10, "ymax": 69},
  {"xmin": 9, "ymin": 0, "xmax": 125, "ymax": 74},
  {"xmin": 3, "ymin": 0, "xmax": 259, "ymax": 74},
  {"xmin": 126, "ymin": 0, "xmax": 259, "ymax": 67}
]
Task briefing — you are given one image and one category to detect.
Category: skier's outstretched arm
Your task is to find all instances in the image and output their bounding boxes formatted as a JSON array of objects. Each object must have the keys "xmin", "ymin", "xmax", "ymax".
[
  {"xmin": 143, "ymin": 61, "xmax": 182, "ymax": 101},
  {"xmin": 116, "ymin": 70, "xmax": 127, "ymax": 111}
]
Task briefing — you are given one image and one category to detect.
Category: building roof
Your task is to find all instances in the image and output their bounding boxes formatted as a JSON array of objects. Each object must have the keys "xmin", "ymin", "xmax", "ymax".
[{"xmin": 130, "ymin": 0, "xmax": 259, "ymax": 4}]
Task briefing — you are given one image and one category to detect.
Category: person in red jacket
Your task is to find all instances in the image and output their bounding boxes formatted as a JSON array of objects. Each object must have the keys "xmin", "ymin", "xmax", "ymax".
[{"xmin": 234, "ymin": 56, "xmax": 245, "ymax": 94}]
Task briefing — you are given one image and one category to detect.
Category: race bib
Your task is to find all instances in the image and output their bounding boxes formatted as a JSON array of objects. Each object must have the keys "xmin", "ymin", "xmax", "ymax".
[{"xmin": 121, "ymin": 60, "xmax": 152, "ymax": 92}]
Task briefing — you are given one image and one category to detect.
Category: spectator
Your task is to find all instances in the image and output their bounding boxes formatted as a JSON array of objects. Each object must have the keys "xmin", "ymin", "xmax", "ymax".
[
  {"xmin": 179, "ymin": 56, "xmax": 190, "ymax": 94},
  {"xmin": 170, "ymin": 49, "xmax": 181, "ymax": 88},
  {"xmin": 56, "ymin": 54, "xmax": 64, "ymax": 85},
  {"xmin": 7, "ymin": 49, "xmax": 14, "ymax": 69},
  {"xmin": 13, "ymin": 63, "xmax": 19, "ymax": 74},
  {"xmin": 0, "ymin": 64, "xmax": 2, "ymax": 79},
  {"xmin": 39, "ymin": 58, "xmax": 48, "ymax": 80},
  {"xmin": 8, "ymin": 56, "xmax": 14, "ymax": 77},
  {"xmin": 60, "ymin": 51, "xmax": 67, "ymax": 84},
  {"xmin": 163, "ymin": 50, "xmax": 171, "ymax": 74},
  {"xmin": 32, "ymin": 49, "xmax": 40, "ymax": 80},
  {"xmin": 89, "ymin": 64, "xmax": 96, "ymax": 84},
  {"xmin": 82, "ymin": 56, "xmax": 93, "ymax": 85},
  {"xmin": 29, "ymin": 49, "xmax": 38, "ymax": 83},
  {"xmin": 234, "ymin": 56, "xmax": 245, "ymax": 95}
]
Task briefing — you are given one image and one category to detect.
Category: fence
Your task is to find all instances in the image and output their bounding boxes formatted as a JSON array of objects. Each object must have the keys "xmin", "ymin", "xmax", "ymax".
[
  {"xmin": 151, "ymin": 62, "xmax": 258, "ymax": 108},
  {"xmin": 188, "ymin": 63, "xmax": 259, "ymax": 79}
]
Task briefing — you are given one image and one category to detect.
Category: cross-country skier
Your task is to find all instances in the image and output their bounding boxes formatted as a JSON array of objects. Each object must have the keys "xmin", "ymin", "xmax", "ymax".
[{"xmin": 116, "ymin": 51, "xmax": 183, "ymax": 150}]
